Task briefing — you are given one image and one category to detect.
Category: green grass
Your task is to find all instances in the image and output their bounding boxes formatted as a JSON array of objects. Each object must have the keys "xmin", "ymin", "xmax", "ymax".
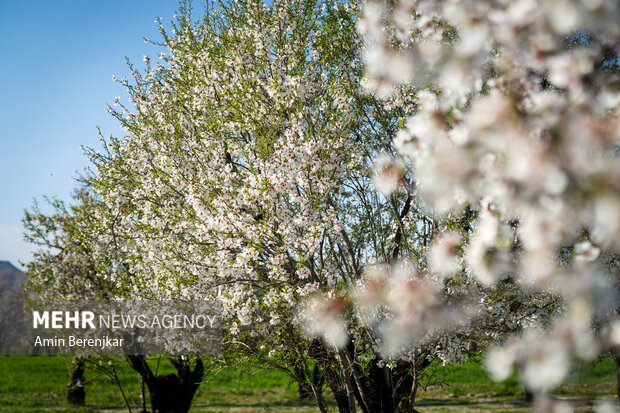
[
  {"xmin": 0, "ymin": 356, "xmax": 311, "ymax": 412},
  {"xmin": 423, "ymin": 358, "xmax": 523, "ymax": 396},
  {"xmin": 0, "ymin": 355, "xmax": 616, "ymax": 412},
  {"xmin": 423, "ymin": 357, "xmax": 617, "ymax": 397},
  {"xmin": 564, "ymin": 358, "xmax": 618, "ymax": 384}
]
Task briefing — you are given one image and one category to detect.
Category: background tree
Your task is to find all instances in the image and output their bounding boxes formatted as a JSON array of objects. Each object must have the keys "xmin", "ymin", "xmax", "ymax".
[
  {"xmin": 22, "ymin": 189, "xmax": 209, "ymax": 413},
  {"xmin": 22, "ymin": 190, "xmax": 120, "ymax": 406}
]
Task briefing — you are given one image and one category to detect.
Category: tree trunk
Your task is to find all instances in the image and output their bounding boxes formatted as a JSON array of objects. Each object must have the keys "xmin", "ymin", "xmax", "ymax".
[
  {"xmin": 146, "ymin": 373, "xmax": 198, "ymax": 413},
  {"xmin": 127, "ymin": 355, "xmax": 203, "ymax": 413},
  {"xmin": 326, "ymin": 373, "xmax": 356, "ymax": 413},
  {"xmin": 295, "ymin": 365, "xmax": 312, "ymax": 399},
  {"xmin": 365, "ymin": 363, "xmax": 396, "ymax": 413},
  {"xmin": 139, "ymin": 374, "xmax": 148, "ymax": 413},
  {"xmin": 314, "ymin": 338, "xmax": 430, "ymax": 413},
  {"xmin": 320, "ymin": 358, "xmax": 355, "ymax": 413},
  {"xmin": 67, "ymin": 357, "xmax": 86, "ymax": 407}
]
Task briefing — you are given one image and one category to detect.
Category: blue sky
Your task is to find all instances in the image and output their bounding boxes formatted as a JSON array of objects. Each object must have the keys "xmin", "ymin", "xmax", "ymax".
[{"xmin": 0, "ymin": 0, "xmax": 201, "ymax": 268}]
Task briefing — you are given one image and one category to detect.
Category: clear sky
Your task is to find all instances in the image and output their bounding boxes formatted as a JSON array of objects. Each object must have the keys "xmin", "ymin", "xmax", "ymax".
[{"xmin": 0, "ymin": 0, "xmax": 201, "ymax": 268}]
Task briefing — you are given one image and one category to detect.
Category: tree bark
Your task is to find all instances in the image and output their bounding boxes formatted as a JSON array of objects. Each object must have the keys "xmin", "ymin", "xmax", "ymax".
[
  {"xmin": 139, "ymin": 373, "xmax": 147, "ymax": 413},
  {"xmin": 67, "ymin": 357, "xmax": 86, "ymax": 407},
  {"xmin": 318, "ymin": 355, "xmax": 356, "ymax": 413},
  {"xmin": 325, "ymin": 367, "xmax": 356, "ymax": 413},
  {"xmin": 295, "ymin": 365, "xmax": 312, "ymax": 399},
  {"xmin": 315, "ymin": 338, "xmax": 430, "ymax": 413},
  {"xmin": 127, "ymin": 355, "xmax": 203, "ymax": 413}
]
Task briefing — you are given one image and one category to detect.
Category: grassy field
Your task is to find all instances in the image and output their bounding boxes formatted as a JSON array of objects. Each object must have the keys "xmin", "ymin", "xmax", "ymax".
[{"xmin": 0, "ymin": 355, "xmax": 616, "ymax": 412}]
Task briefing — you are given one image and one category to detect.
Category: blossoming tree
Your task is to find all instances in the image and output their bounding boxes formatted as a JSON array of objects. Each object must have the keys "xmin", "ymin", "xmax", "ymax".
[
  {"xmin": 78, "ymin": 0, "xmax": 563, "ymax": 412},
  {"xmin": 22, "ymin": 190, "xmax": 125, "ymax": 407},
  {"xmin": 23, "ymin": 189, "xmax": 206, "ymax": 413}
]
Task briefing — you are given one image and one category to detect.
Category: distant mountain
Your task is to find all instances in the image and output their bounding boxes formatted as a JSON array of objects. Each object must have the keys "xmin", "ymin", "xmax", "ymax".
[{"xmin": 0, "ymin": 261, "xmax": 26, "ymax": 292}]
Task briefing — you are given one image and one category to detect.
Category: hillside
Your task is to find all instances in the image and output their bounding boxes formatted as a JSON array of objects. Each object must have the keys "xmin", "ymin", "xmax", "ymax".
[{"xmin": 0, "ymin": 260, "xmax": 26, "ymax": 292}]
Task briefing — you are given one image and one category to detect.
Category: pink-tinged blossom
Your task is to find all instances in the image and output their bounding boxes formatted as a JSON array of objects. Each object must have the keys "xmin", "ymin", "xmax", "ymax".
[
  {"xmin": 485, "ymin": 344, "xmax": 518, "ymax": 382},
  {"xmin": 428, "ymin": 231, "xmax": 462, "ymax": 278},
  {"xmin": 574, "ymin": 241, "xmax": 600, "ymax": 262},
  {"xmin": 609, "ymin": 320, "xmax": 620, "ymax": 347},
  {"xmin": 302, "ymin": 294, "xmax": 349, "ymax": 349},
  {"xmin": 371, "ymin": 154, "xmax": 405, "ymax": 196}
]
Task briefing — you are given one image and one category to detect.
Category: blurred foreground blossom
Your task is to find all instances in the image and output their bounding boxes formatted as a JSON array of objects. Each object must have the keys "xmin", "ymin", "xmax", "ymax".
[
  {"xmin": 371, "ymin": 154, "xmax": 405, "ymax": 196},
  {"xmin": 595, "ymin": 400, "xmax": 620, "ymax": 413},
  {"xmin": 486, "ymin": 331, "xmax": 570, "ymax": 392},
  {"xmin": 301, "ymin": 294, "xmax": 349, "ymax": 349},
  {"xmin": 485, "ymin": 344, "xmax": 518, "ymax": 382},
  {"xmin": 358, "ymin": 0, "xmax": 620, "ymax": 403},
  {"xmin": 428, "ymin": 231, "xmax": 462, "ymax": 278}
]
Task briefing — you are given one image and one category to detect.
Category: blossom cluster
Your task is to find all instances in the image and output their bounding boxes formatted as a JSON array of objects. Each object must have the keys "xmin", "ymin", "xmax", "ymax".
[{"xmin": 358, "ymin": 0, "xmax": 620, "ymax": 404}]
